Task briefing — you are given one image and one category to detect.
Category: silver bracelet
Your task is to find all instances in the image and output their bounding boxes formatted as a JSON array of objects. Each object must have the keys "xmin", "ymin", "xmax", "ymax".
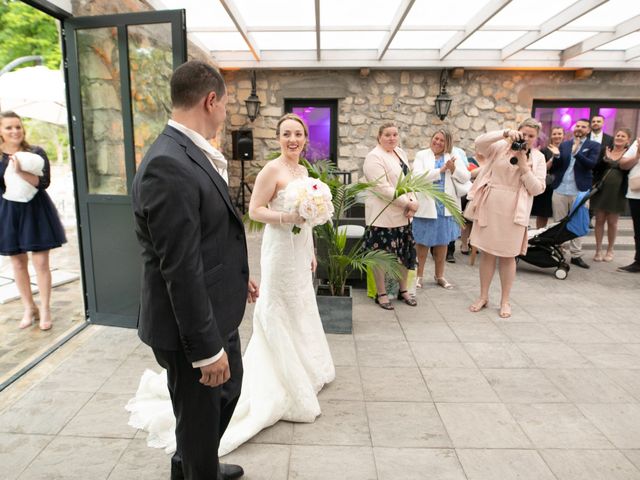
[{"xmin": 279, "ymin": 212, "xmax": 283, "ymax": 225}]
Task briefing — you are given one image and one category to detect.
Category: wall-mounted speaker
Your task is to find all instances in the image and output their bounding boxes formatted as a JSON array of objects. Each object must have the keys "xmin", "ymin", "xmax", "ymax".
[{"xmin": 232, "ymin": 128, "xmax": 254, "ymax": 161}]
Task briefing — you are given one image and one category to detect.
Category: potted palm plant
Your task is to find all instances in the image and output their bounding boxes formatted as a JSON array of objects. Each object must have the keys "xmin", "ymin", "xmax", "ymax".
[{"xmin": 305, "ymin": 159, "xmax": 464, "ymax": 334}]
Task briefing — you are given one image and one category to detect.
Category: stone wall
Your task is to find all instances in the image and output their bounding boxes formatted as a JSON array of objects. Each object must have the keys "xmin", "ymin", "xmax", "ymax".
[{"xmin": 222, "ymin": 68, "xmax": 640, "ymax": 201}]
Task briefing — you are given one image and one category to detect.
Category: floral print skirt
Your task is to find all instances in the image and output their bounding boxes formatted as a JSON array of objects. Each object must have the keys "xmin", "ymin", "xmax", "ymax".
[{"xmin": 363, "ymin": 224, "xmax": 416, "ymax": 270}]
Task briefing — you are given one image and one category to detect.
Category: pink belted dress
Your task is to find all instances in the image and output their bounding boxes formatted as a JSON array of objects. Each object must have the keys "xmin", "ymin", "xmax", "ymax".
[{"xmin": 467, "ymin": 131, "xmax": 546, "ymax": 257}]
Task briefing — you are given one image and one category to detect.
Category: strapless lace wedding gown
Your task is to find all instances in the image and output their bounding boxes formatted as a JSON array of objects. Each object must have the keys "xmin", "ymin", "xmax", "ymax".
[{"xmin": 126, "ymin": 191, "xmax": 336, "ymax": 456}]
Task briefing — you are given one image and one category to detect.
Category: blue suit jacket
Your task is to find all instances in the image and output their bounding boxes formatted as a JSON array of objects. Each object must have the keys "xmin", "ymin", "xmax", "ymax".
[{"xmin": 550, "ymin": 138, "xmax": 600, "ymax": 192}]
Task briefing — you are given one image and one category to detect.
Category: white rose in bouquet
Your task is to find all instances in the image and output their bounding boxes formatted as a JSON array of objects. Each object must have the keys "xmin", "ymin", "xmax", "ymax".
[{"xmin": 283, "ymin": 177, "xmax": 334, "ymax": 233}]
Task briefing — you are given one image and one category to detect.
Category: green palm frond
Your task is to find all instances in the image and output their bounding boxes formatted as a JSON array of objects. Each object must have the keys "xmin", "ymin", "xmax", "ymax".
[{"xmin": 370, "ymin": 171, "xmax": 465, "ymax": 226}]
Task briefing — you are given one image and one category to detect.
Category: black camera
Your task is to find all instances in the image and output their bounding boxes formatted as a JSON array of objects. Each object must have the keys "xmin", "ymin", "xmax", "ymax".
[{"xmin": 511, "ymin": 139, "xmax": 528, "ymax": 151}]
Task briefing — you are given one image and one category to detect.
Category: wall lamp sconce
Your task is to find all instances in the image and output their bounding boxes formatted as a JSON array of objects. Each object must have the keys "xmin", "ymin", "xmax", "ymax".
[
  {"xmin": 434, "ymin": 69, "xmax": 453, "ymax": 121},
  {"xmin": 244, "ymin": 70, "xmax": 261, "ymax": 122}
]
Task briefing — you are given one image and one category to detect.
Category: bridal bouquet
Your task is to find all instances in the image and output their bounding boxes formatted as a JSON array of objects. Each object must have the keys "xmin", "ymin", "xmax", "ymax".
[{"xmin": 283, "ymin": 177, "xmax": 334, "ymax": 234}]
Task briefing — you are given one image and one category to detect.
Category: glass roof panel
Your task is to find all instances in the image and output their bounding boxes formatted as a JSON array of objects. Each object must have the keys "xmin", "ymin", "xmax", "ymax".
[
  {"xmin": 403, "ymin": 0, "xmax": 488, "ymax": 26},
  {"xmin": 192, "ymin": 32, "xmax": 249, "ymax": 51},
  {"xmin": 526, "ymin": 31, "xmax": 598, "ymax": 50},
  {"xmin": 390, "ymin": 30, "xmax": 458, "ymax": 49},
  {"xmin": 157, "ymin": 0, "xmax": 235, "ymax": 29},
  {"xmin": 596, "ymin": 32, "xmax": 640, "ymax": 50},
  {"xmin": 321, "ymin": 0, "xmax": 403, "ymax": 26},
  {"xmin": 458, "ymin": 31, "xmax": 528, "ymax": 49},
  {"xmin": 252, "ymin": 32, "xmax": 317, "ymax": 50},
  {"xmin": 485, "ymin": 0, "xmax": 577, "ymax": 28},
  {"xmin": 234, "ymin": 0, "xmax": 315, "ymax": 27},
  {"xmin": 321, "ymin": 31, "xmax": 387, "ymax": 50},
  {"xmin": 565, "ymin": 0, "xmax": 640, "ymax": 28}
]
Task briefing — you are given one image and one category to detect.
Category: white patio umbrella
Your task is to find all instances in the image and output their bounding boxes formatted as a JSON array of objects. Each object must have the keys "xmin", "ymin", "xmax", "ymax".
[{"xmin": 0, "ymin": 66, "xmax": 67, "ymax": 125}]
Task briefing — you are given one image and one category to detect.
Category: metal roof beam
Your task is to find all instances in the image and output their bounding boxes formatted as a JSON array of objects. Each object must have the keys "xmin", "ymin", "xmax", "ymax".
[
  {"xmin": 625, "ymin": 44, "xmax": 640, "ymax": 61},
  {"xmin": 501, "ymin": 0, "xmax": 608, "ymax": 60},
  {"xmin": 562, "ymin": 14, "xmax": 640, "ymax": 62},
  {"xmin": 377, "ymin": 0, "xmax": 415, "ymax": 60},
  {"xmin": 315, "ymin": 0, "xmax": 321, "ymax": 61},
  {"xmin": 219, "ymin": 0, "xmax": 261, "ymax": 61},
  {"xmin": 439, "ymin": 0, "xmax": 512, "ymax": 59}
]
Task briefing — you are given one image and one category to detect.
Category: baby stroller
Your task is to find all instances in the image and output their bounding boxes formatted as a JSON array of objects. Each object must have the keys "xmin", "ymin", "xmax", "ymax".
[{"xmin": 518, "ymin": 187, "xmax": 596, "ymax": 279}]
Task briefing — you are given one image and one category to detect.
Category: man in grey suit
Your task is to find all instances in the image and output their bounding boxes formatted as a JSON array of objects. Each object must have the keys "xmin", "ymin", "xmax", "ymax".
[{"xmin": 132, "ymin": 61, "xmax": 258, "ymax": 480}]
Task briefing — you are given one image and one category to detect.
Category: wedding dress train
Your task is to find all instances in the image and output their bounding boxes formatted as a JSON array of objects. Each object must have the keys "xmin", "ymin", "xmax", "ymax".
[{"xmin": 127, "ymin": 191, "xmax": 336, "ymax": 456}]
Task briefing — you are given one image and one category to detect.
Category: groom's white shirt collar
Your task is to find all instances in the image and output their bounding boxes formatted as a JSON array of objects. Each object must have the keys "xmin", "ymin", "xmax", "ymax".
[
  {"xmin": 168, "ymin": 119, "xmax": 226, "ymax": 367},
  {"xmin": 168, "ymin": 119, "xmax": 228, "ymax": 184}
]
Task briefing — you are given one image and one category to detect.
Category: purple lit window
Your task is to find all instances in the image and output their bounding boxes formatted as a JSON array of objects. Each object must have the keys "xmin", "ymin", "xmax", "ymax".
[
  {"xmin": 292, "ymin": 106, "xmax": 332, "ymax": 162},
  {"xmin": 534, "ymin": 106, "xmax": 591, "ymax": 146},
  {"xmin": 533, "ymin": 101, "xmax": 640, "ymax": 149}
]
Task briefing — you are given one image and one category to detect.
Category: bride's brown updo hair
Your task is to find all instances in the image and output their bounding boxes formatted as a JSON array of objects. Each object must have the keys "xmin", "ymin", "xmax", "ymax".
[{"xmin": 276, "ymin": 113, "xmax": 308, "ymax": 138}]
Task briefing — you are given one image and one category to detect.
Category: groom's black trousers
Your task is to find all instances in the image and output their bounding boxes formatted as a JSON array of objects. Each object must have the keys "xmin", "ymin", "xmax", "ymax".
[{"xmin": 153, "ymin": 330, "xmax": 243, "ymax": 480}]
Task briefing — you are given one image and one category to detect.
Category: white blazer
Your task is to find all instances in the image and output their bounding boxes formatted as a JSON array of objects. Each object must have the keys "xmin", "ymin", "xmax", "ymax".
[{"xmin": 412, "ymin": 148, "xmax": 470, "ymax": 219}]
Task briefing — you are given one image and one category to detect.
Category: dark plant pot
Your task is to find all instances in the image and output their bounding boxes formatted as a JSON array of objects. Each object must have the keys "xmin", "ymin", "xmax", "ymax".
[{"xmin": 316, "ymin": 284, "xmax": 352, "ymax": 334}]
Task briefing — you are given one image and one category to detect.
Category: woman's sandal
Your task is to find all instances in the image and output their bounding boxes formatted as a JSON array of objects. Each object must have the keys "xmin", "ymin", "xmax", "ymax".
[
  {"xmin": 469, "ymin": 298, "xmax": 488, "ymax": 312},
  {"xmin": 434, "ymin": 276, "xmax": 454, "ymax": 289},
  {"xmin": 593, "ymin": 252, "xmax": 603, "ymax": 262},
  {"xmin": 397, "ymin": 290, "xmax": 417, "ymax": 307},
  {"xmin": 604, "ymin": 252, "xmax": 614, "ymax": 262},
  {"xmin": 375, "ymin": 293, "xmax": 394, "ymax": 310},
  {"xmin": 499, "ymin": 303, "xmax": 512, "ymax": 319}
]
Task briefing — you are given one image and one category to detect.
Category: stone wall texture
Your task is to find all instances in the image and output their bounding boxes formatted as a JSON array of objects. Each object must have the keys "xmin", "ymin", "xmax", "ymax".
[{"xmin": 222, "ymin": 69, "xmax": 640, "ymax": 200}]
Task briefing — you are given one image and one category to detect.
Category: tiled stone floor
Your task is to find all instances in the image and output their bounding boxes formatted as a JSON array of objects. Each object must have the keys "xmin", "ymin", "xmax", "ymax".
[
  {"xmin": 1, "ymin": 230, "xmax": 640, "ymax": 479},
  {"xmin": 0, "ymin": 226, "xmax": 84, "ymax": 385}
]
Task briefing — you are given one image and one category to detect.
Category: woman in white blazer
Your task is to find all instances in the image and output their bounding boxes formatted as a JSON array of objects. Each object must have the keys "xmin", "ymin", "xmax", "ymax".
[{"xmin": 412, "ymin": 129, "xmax": 470, "ymax": 289}]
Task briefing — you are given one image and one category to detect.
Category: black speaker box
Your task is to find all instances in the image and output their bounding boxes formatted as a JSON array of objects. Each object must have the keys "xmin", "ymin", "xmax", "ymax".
[{"xmin": 232, "ymin": 129, "xmax": 254, "ymax": 160}]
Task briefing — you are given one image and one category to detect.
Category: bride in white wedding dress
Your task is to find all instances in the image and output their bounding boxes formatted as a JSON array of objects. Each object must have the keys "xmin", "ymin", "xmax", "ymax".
[{"xmin": 127, "ymin": 113, "xmax": 335, "ymax": 456}]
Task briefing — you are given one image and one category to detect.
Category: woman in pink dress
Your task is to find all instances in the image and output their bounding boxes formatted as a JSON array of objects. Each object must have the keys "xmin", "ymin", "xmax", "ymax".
[{"xmin": 466, "ymin": 119, "xmax": 546, "ymax": 318}]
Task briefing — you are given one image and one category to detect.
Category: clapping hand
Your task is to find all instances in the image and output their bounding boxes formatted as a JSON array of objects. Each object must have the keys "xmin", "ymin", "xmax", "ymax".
[
  {"xmin": 572, "ymin": 136, "xmax": 582, "ymax": 154},
  {"xmin": 605, "ymin": 146, "xmax": 613, "ymax": 158},
  {"xmin": 547, "ymin": 145, "xmax": 560, "ymax": 156},
  {"xmin": 445, "ymin": 156, "xmax": 456, "ymax": 173}
]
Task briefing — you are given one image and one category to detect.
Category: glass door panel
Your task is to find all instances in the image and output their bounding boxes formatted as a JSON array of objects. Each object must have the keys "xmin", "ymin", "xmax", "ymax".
[
  {"xmin": 77, "ymin": 27, "xmax": 127, "ymax": 194},
  {"xmin": 64, "ymin": 10, "xmax": 186, "ymax": 327},
  {"xmin": 128, "ymin": 23, "xmax": 173, "ymax": 167}
]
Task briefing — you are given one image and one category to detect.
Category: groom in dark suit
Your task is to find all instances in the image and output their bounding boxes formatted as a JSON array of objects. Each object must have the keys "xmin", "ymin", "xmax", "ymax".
[{"xmin": 132, "ymin": 61, "xmax": 258, "ymax": 480}]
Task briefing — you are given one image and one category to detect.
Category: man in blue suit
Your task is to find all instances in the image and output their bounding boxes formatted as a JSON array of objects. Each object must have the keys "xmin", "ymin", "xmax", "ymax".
[{"xmin": 550, "ymin": 119, "xmax": 600, "ymax": 269}]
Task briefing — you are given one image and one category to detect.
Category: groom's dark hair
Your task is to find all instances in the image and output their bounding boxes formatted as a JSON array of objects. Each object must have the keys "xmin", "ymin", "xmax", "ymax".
[{"xmin": 171, "ymin": 60, "xmax": 226, "ymax": 109}]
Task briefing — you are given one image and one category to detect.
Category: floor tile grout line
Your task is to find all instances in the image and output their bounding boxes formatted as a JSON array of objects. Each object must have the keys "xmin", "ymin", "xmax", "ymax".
[
  {"xmin": 14, "ymin": 432, "xmax": 57, "ymax": 480},
  {"xmin": 105, "ymin": 436, "xmax": 136, "ymax": 480}
]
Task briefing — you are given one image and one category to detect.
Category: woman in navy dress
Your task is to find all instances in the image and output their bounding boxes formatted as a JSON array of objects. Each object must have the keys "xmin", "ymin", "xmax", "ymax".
[{"xmin": 0, "ymin": 111, "xmax": 66, "ymax": 330}]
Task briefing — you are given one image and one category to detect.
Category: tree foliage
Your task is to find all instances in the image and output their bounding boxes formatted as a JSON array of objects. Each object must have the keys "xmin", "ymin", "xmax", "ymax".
[{"xmin": 0, "ymin": 0, "xmax": 61, "ymax": 70}]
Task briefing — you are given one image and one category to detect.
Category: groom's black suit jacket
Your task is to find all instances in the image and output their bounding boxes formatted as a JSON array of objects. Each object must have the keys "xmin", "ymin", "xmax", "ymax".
[{"xmin": 132, "ymin": 126, "xmax": 249, "ymax": 363}]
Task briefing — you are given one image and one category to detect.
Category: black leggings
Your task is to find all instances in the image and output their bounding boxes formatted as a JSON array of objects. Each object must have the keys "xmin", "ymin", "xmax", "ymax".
[{"xmin": 629, "ymin": 198, "xmax": 640, "ymax": 263}]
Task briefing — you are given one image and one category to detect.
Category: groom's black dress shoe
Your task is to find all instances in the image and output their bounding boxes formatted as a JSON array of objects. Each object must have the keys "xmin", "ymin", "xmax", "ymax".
[
  {"xmin": 219, "ymin": 463, "xmax": 244, "ymax": 480},
  {"xmin": 570, "ymin": 257, "xmax": 590, "ymax": 269}
]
